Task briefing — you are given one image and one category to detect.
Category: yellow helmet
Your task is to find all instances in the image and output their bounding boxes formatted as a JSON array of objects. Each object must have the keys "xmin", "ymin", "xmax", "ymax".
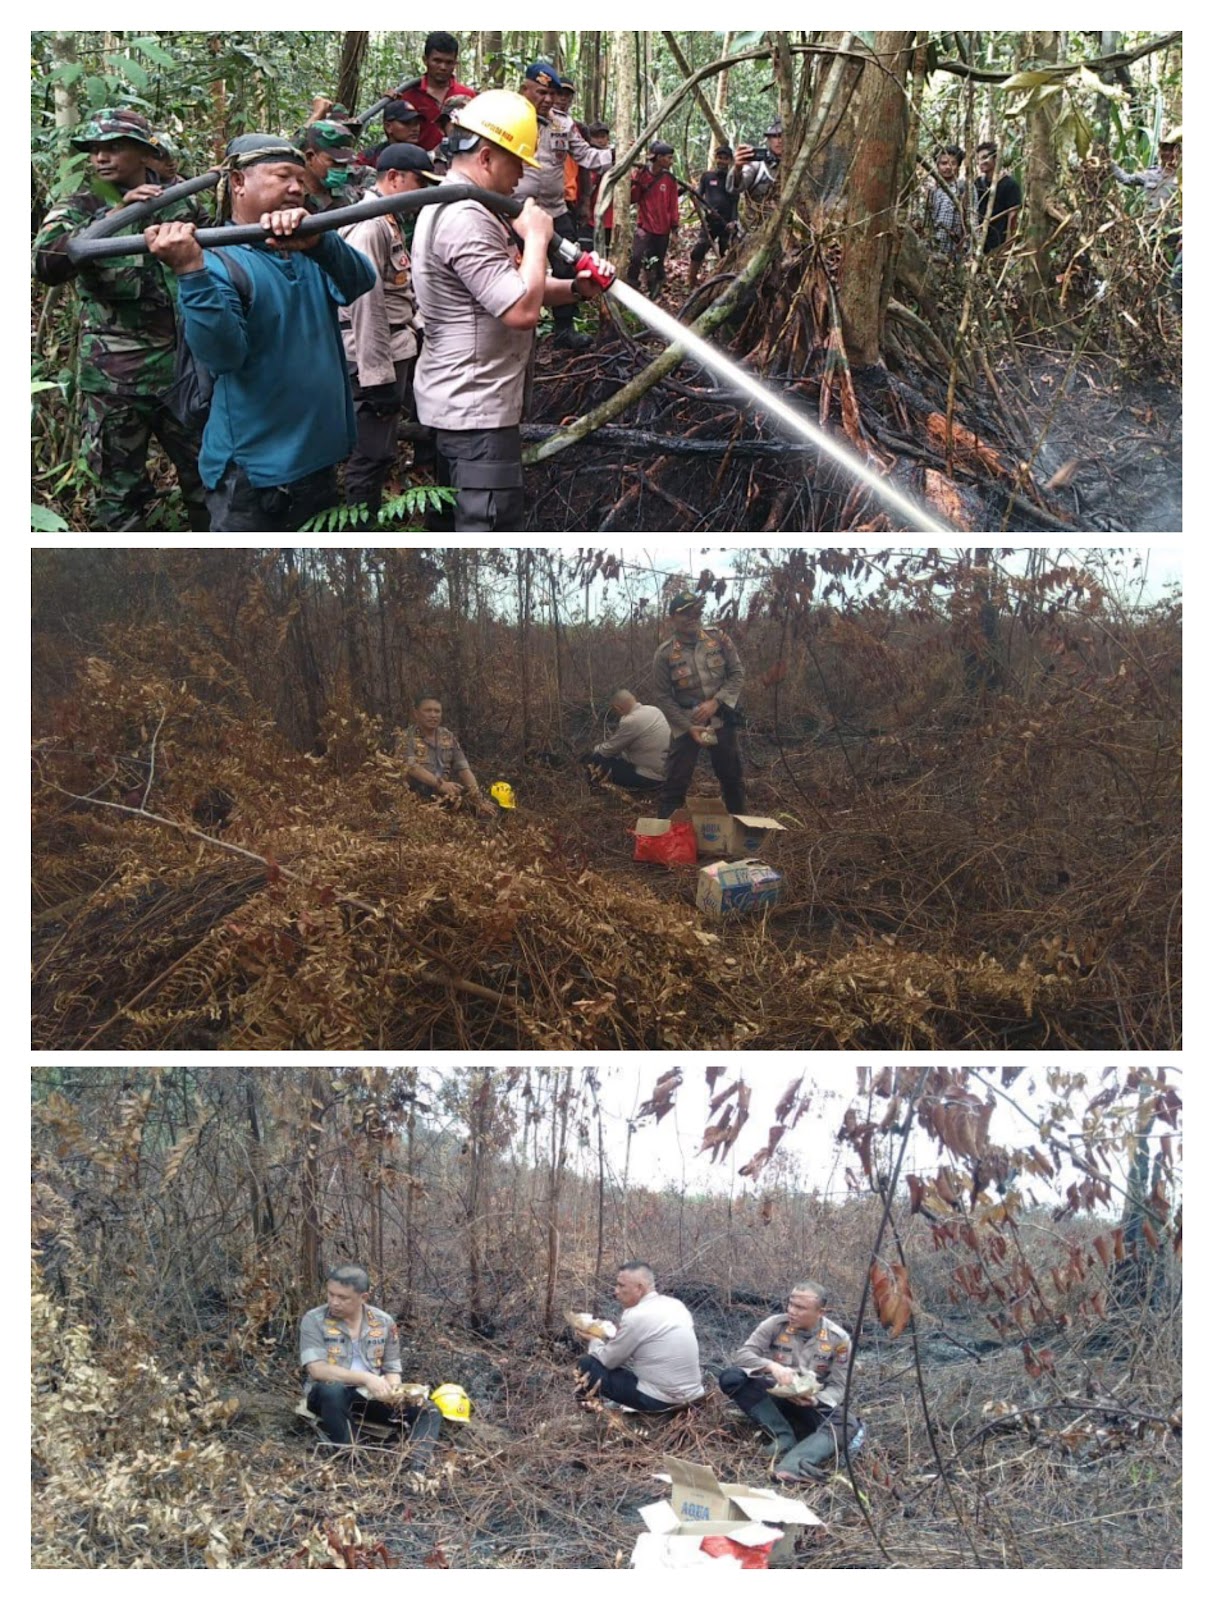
[
  {"xmin": 431, "ymin": 1383, "xmax": 472, "ymax": 1422},
  {"xmin": 490, "ymin": 781, "xmax": 517, "ymax": 810},
  {"xmin": 449, "ymin": 90, "xmax": 541, "ymax": 169}
]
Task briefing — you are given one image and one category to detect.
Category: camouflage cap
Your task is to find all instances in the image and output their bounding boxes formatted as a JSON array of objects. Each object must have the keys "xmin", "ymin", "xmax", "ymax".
[
  {"xmin": 308, "ymin": 119, "xmax": 357, "ymax": 150},
  {"xmin": 70, "ymin": 107, "xmax": 161, "ymax": 153},
  {"xmin": 668, "ymin": 589, "xmax": 706, "ymax": 616}
]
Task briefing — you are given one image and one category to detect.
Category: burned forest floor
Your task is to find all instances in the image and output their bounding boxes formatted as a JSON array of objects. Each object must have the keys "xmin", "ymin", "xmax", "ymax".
[
  {"xmin": 32, "ymin": 1277, "xmax": 1182, "ymax": 1569},
  {"xmin": 31, "ymin": 607, "xmax": 1181, "ymax": 1052},
  {"xmin": 515, "ymin": 238, "xmax": 1182, "ymax": 533}
]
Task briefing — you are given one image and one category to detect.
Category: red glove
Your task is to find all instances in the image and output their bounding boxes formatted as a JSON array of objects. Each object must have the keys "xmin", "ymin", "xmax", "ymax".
[{"xmin": 574, "ymin": 251, "xmax": 616, "ymax": 290}]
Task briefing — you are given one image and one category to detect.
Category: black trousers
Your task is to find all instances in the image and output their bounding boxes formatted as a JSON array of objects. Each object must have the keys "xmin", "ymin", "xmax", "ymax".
[
  {"xmin": 551, "ymin": 212, "xmax": 581, "ymax": 330},
  {"xmin": 658, "ymin": 722, "xmax": 747, "ymax": 817},
  {"xmin": 576, "ymin": 1355, "xmax": 681, "ymax": 1413},
  {"xmin": 306, "ymin": 1382, "xmax": 443, "ymax": 1450},
  {"xmin": 718, "ymin": 1366, "xmax": 862, "ymax": 1461},
  {"xmin": 690, "ymin": 216, "xmax": 733, "ymax": 264},
  {"xmin": 583, "ymin": 754, "xmax": 662, "ymax": 790},
  {"xmin": 627, "ymin": 229, "xmax": 671, "ymax": 293},
  {"xmin": 718, "ymin": 1366, "xmax": 816, "ymax": 1442},
  {"xmin": 431, "ymin": 426, "xmax": 525, "ymax": 533},
  {"xmin": 206, "ymin": 464, "xmax": 338, "ymax": 532},
  {"xmin": 346, "ymin": 356, "xmax": 431, "ymax": 517}
]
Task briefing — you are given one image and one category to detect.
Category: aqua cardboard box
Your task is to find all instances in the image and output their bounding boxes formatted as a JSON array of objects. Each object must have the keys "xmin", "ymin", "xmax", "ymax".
[
  {"xmin": 696, "ymin": 858, "xmax": 783, "ymax": 917},
  {"xmin": 645, "ymin": 1456, "xmax": 822, "ymax": 1566},
  {"xmin": 688, "ymin": 797, "xmax": 732, "ymax": 856},
  {"xmin": 725, "ymin": 813, "xmax": 788, "ymax": 856}
]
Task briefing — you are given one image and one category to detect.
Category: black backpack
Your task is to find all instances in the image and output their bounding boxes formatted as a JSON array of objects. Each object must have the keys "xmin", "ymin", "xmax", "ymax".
[{"xmin": 166, "ymin": 247, "xmax": 254, "ymax": 432}]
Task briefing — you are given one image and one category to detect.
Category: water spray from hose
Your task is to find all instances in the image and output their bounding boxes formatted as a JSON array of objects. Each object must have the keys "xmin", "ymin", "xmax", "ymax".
[{"xmin": 598, "ymin": 279, "xmax": 952, "ymax": 534}]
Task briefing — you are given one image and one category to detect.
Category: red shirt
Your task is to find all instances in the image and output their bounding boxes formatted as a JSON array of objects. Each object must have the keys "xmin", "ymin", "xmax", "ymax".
[
  {"xmin": 396, "ymin": 74, "xmax": 477, "ymax": 151},
  {"xmin": 631, "ymin": 167, "xmax": 680, "ymax": 235}
]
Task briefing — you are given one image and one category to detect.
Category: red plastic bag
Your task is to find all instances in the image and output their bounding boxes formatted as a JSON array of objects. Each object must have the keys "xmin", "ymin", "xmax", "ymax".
[
  {"xmin": 700, "ymin": 1535, "xmax": 775, "ymax": 1569},
  {"xmin": 632, "ymin": 820, "xmax": 698, "ymax": 866}
]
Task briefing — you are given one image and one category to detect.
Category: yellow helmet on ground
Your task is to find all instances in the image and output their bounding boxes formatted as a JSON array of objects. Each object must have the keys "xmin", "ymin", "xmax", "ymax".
[
  {"xmin": 490, "ymin": 781, "xmax": 517, "ymax": 810},
  {"xmin": 448, "ymin": 90, "xmax": 541, "ymax": 169},
  {"xmin": 431, "ymin": 1383, "xmax": 472, "ymax": 1422}
]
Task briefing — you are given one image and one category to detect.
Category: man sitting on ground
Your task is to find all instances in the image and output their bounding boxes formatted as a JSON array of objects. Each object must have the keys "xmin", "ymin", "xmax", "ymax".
[
  {"xmin": 584, "ymin": 690, "xmax": 669, "ymax": 791},
  {"xmin": 398, "ymin": 693, "xmax": 498, "ymax": 817},
  {"xmin": 299, "ymin": 1264, "xmax": 440, "ymax": 1462},
  {"xmin": 718, "ymin": 1279, "xmax": 862, "ymax": 1481},
  {"xmin": 574, "ymin": 1262, "xmax": 704, "ymax": 1413}
]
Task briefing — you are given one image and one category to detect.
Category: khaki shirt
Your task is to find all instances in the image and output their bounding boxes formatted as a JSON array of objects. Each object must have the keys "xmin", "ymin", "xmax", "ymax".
[
  {"xmin": 733, "ymin": 1312, "xmax": 854, "ymax": 1410},
  {"xmin": 652, "ymin": 626, "xmax": 745, "ymax": 735},
  {"xmin": 398, "ymin": 723, "xmax": 471, "ymax": 783},
  {"xmin": 514, "ymin": 108, "xmax": 613, "ymax": 217},
  {"xmin": 411, "ymin": 180, "xmax": 532, "ymax": 429},
  {"xmin": 298, "ymin": 1302, "xmax": 402, "ymax": 1397},
  {"xmin": 338, "ymin": 208, "xmax": 420, "ymax": 385},
  {"xmin": 588, "ymin": 1290, "xmax": 705, "ymax": 1404}
]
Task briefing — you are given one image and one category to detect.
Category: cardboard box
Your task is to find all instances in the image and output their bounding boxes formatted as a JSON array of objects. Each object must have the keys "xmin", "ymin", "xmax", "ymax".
[
  {"xmin": 644, "ymin": 1456, "xmax": 822, "ymax": 1567},
  {"xmin": 688, "ymin": 797, "xmax": 732, "ymax": 856},
  {"xmin": 725, "ymin": 813, "xmax": 788, "ymax": 857},
  {"xmin": 696, "ymin": 859, "xmax": 783, "ymax": 917}
]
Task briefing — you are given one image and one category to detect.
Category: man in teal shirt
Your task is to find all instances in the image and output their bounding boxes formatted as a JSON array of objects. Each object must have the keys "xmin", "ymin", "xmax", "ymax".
[{"xmin": 145, "ymin": 135, "xmax": 376, "ymax": 530}]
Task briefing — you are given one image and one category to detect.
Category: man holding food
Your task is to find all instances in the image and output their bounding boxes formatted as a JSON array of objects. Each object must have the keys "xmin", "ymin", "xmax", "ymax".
[
  {"xmin": 572, "ymin": 1262, "xmax": 704, "ymax": 1412},
  {"xmin": 717, "ymin": 1280, "xmax": 862, "ymax": 1480},
  {"xmin": 299, "ymin": 1263, "xmax": 441, "ymax": 1459}
]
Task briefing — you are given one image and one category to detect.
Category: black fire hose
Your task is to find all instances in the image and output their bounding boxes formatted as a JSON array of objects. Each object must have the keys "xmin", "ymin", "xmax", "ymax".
[
  {"xmin": 352, "ymin": 85, "xmax": 411, "ymax": 130},
  {"xmin": 64, "ymin": 182, "xmax": 532, "ymax": 266},
  {"xmin": 76, "ymin": 169, "xmax": 223, "ymax": 242}
]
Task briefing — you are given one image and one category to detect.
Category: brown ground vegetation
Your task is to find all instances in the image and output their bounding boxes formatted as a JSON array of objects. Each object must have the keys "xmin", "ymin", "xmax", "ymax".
[
  {"xmin": 31, "ymin": 554, "xmax": 1180, "ymax": 1049},
  {"xmin": 31, "ymin": 1066, "xmax": 1182, "ymax": 1568}
]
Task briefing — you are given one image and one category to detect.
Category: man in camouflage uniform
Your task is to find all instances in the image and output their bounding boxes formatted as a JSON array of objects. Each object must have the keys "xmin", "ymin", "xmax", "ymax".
[
  {"xmin": 33, "ymin": 107, "xmax": 208, "ymax": 530},
  {"xmin": 718, "ymin": 1280, "xmax": 863, "ymax": 1481},
  {"xmin": 652, "ymin": 589, "xmax": 748, "ymax": 818},
  {"xmin": 299, "ymin": 121, "xmax": 372, "ymax": 213}
]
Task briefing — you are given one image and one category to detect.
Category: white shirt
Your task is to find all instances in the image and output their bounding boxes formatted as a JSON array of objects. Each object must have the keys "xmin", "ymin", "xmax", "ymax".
[
  {"xmin": 588, "ymin": 1290, "xmax": 704, "ymax": 1403},
  {"xmin": 594, "ymin": 703, "xmax": 670, "ymax": 780}
]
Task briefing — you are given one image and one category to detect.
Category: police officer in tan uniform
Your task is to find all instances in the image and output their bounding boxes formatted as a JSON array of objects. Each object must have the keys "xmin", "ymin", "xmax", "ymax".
[
  {"xmin": 409, "ymin": 89, "xmax": 614, "ymax": 531},
  {"xmin": 515, "ymin": 62, "xmax": 614, "ymax": 351},
  {"xmin": 398, "ymin": 693, "xmax": 497, "ymax": 816},
  {"xmin": 718, "ymin": 1280, "xmax": 863, "ymax": 1481},
  {"xmin": 652, "ymin": 590, "xmax": 747, "ymax": 818}
]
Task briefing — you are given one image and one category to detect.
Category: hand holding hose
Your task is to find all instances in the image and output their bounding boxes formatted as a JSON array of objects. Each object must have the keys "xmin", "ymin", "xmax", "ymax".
[
  {"xmin": 572, "ymin": 249, "xmax": 615, "ymax": 298},
  {"xmin": 145, "ymin": 220, "xmax": 205, "ymax": 275}
]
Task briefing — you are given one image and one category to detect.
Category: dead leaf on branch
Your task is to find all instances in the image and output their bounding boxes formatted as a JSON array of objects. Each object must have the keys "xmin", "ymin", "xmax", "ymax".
[{"xmin": 870, "ymin": 1262, "xmax": 914, "ymax": 1337}]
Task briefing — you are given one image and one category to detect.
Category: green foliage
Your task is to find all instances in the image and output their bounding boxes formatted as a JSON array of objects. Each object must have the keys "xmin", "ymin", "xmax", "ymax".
[
  {"xmin": 31, "ymin": 503, "xmax": 70, "ymax": 532},
  {"xmin": 301, "ymin": 483, "xmax": 455, "ymax": 533}
]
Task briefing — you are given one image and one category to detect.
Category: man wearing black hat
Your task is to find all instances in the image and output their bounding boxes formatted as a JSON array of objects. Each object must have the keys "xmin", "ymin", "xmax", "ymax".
[
  {"xmin": 144, "ymin": 135, "xmax": 376, "ymax": 531},
  {"xmin": 33, "ymin": 107, "xmax": 209, "ymax": 530},
  {"xmin": 516, "ymin": 62, "xmax": 614, "ymax": 350},
  {"xmin": 652, "ymin": 590, "xmax": 748, "ymax": 818},
  {"xmin": 358, "ymin": 101, "xmax": 426, "ymax": 170},
  {"xmin": 688, "ymin": 146, "xmax": 740, "ymax": 289},
  {"xmin": 339, "ymin": 143, "xmax": 434, "ymax": 517},
  {"xmin": 628, "ymin": 142, "xmax": 681, "ymax": 296}
]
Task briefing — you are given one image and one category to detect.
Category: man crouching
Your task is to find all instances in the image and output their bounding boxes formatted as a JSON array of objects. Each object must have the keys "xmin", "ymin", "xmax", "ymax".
[
  {"xmin": 299, "ymin": 1264, "xmax": 440, "ymax": 1462},
  {"xmin": 718, "ymin": 1280, "xmax": 862, "ymax": 1481}
]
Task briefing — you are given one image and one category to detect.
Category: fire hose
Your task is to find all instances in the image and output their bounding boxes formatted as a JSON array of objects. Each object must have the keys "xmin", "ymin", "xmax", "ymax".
[
  {"xmin": 60, "ymin": 183, "xmax": 946, "ymax": 530},
  {"xmin": 64, "ymin": 183, "xmax": 557, "ymax": 266}
]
